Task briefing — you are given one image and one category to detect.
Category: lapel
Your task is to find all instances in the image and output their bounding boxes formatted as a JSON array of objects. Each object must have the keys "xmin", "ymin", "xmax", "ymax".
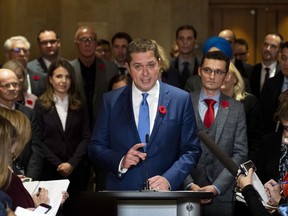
[
  {"xmin": 122, "ymin": 86, "xmax": 140, "ymax": 142},
  {"xmin": 149, "ymin": 82, "xmax": 170, "ymax": 144},
  {"xmin": 73, "ymin": 60, "xmax": 86, "ymax": 104},
  {"xmin": 51, "ymin": 108, "xmax": 66, "ymax": 137},
  {"xmin": 214, "ymin": 94, "xmax": 230, "ymax": 143}
]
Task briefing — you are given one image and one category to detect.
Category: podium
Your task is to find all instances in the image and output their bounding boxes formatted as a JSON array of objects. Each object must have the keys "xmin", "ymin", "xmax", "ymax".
[{"xmin": 71, "ymin": 190, "xmax": 213, "ymax": 216}]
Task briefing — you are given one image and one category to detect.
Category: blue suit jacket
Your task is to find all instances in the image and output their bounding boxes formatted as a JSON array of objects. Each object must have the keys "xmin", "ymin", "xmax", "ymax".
[{"xmin": 89, "ymin": 82, "xmax": 202, "ymax": 190}]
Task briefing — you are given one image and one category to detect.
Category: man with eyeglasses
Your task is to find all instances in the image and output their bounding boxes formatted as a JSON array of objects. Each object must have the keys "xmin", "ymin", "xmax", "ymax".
[
  {"xmin": 27, "ymin": 29, "xmax": 61, "ymax": 74},
  {"xmin": 184, "ymin": 50, "xmax": 248, "ymax": 216},
  {"xmin": 0, "ymin": 68, "xmax": 43, "ymax": 181},
  {"xmin": 3, "ymin": 36, "xmax": 47, "ymax": 97},
  {"xmin": 70, "ymin": 26, "xmax": 118, "ymax": 191}
]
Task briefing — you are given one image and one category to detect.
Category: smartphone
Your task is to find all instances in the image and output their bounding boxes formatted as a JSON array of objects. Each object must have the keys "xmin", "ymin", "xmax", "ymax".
[
  {"xmin": 240, "ymin": 160, "xmax": 257, "ymax": 176},
  {"xmin": 34, "ymin": 203, "xmax": 52, "ymax": 214}
]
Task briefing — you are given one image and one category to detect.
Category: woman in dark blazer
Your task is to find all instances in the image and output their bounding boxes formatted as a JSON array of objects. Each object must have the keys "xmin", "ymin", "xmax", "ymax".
[{"xmin": 34, "ymin": 58, "xmax": 91, "ymax": 215}]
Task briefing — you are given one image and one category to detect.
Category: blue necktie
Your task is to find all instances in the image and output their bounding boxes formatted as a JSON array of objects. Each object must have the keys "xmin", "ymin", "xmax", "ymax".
[{"xmin": 138, "ymin": 93, "xmax": 150, "ymax": 151}]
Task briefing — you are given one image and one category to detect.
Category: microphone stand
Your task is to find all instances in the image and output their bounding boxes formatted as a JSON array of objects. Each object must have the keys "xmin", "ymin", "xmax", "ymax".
[{"xmin": 141, "ymin": 134, "xmax": 155, "ymax": 192}]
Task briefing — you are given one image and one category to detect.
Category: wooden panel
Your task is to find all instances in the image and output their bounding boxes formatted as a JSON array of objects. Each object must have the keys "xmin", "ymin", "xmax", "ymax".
[{"xmin": 210, "ymin": 8, "xmax": 256, "ymax": 64}]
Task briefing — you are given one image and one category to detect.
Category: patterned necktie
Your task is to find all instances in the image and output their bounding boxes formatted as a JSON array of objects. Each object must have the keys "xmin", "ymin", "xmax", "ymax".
[
  {"xmin": 138, "ymin": 93, "xmax": 150, "ymax": 151},
  {"xmin": 181, "ymin": 62, "xmax": 190, "ymax": 88},
  {"xmin": 204, "ymin": 99, "xmax": 216, "ymax": 128},
  {"xmin": 264, "ymin": 67, "xmax": 270, "ymax": 81}
]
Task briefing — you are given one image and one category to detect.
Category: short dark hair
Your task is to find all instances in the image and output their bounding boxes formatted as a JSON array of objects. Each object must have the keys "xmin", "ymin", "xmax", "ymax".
[
  {"xmin": 200, "ymin": 50, "xmax": 230, "ymax": 72},
  {"xmin": 97, "ymin": 39, "xmax": 110, "ymax": 46},
  {"xmin": 235, "ymin": 38, "xmax": 249, "ymax": 50},
  {"xmin": 108, "ymin": 74, "xmax": 131, "ymax": 91},
  {"xmin": 111, "ymin": 32, "xmax": 132, "ymax": 45},
  {"xmin": 176, "ymin": 25, "xmax": 197, "ymax": 39},
  {"xmin": 281, "ymin": 41, "xmax": 288, "ymax": 51},
  {"xmin": 37, "ymin": 29, "xmax": 59, "ymax": 42},
  {"xmin": 126, "ymin": 38, "xmax": 160, "ymax": 65}
]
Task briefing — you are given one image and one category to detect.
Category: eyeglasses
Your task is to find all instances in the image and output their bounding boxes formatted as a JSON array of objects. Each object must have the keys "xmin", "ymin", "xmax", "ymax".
[
  {"xmin": 0, "ymin": 82, "xmax": 20, "ymax": 89},
  {"xmin": 39, "ymin": 40, "xmax": 58, "ymax": 46},
  {"xmin": 77, "ymin": 37, "xmax": 97, "ymax": 44},
  {"xmin": 202, "ymin": 67, "xmax": 226, "ymax": 75},
  {"xmin": 10, "ymin": 48, "xmax": 29, "ymax": 54}
]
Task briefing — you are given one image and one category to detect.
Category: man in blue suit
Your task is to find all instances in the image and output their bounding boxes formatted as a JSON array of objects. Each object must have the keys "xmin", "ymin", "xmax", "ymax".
[{"xmin": 89, "ymin": 38, "xmax": 201, "ymax": 191}]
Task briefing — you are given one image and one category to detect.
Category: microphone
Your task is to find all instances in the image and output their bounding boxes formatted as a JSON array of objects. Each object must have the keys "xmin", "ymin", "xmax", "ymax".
[
  {"xmin": 197, "ymin": 130, "xmax": 239, "ymax": 177},
  {"xmin": 141, "ymin": 134, "xmax": 155, "ymax": 191}
]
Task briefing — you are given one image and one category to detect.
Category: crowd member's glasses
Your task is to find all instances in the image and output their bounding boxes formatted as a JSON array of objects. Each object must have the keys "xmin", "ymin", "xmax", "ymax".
[
  {"xmin": 10, "ymin": 48, "xmax": 29, "ymax": 54},
  {"xmin": 202, "ymin": 67, "xmax": 226, "ymax": 76},
  {"xmin": 0, "ymin": 82, "xmax": 20, "ymax": 89},
  {"xmin": 39, "ymin": 40, "xmax": 58, "ymax": 46},
  {"xmin": 77, "ymin": 37, "xmax": 97, "ymax": 44}
]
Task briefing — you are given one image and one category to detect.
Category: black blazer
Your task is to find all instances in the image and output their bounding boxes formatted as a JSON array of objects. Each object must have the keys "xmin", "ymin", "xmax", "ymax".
[
  {"xmin": 162, "ymin": 56, "xmax": 199, "ymax": 90},
  {"xmin": 257, "ymin": 127, "xmax": 282, "ymax": 183},
  {"xmin": 15, "ymin": 103, "xmax": 43, "ymax": 180},
  {"xmin": 249, "ymin": 62, "xmax": 281, "ymax": 98},
  {"xmin": 259, "ymin": 72, "xmax": 284, "ymax": 133}
]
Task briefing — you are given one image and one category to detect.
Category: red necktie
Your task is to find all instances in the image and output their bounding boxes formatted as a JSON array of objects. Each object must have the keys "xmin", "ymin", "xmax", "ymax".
[{"xmin": 204, "ymin": 99, "xmax": 216, "ymax": 128}]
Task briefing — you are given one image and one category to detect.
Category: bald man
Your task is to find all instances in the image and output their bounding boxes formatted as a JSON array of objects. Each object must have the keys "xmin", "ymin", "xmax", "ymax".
[
  {"xmin": 218, "ymin": 29, "xmax": 251, "ymax": 89},
  {"xmin": 0, "ymin": 68, "xmax": 43, "ymax": 180},
  {"xmin": 69, "ymin": 26, "xmax": 118, "ymax": 191}
]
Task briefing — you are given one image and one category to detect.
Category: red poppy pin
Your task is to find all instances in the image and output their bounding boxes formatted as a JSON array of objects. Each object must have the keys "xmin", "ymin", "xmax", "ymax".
[
  {"xmin": 159, "ymin": 106, "xmax": 167, "ymax": 115},
  {"xmin": 33, "ymin": 75, "xmax": 40, "ymax": 81},
  {"xmin": 98, "ymin": 63, "xmax": 105, "ymax": 70},
  {"xmin": 26, "ymin": 100, "xmax": 33, "ymax": 105},
  {"xmin": 220, "ymin": 100, "xmax": 229, "ymax": 108}
]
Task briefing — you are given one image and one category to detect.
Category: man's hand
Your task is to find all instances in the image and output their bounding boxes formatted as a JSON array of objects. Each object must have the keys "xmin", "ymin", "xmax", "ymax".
[
  {"xmin": 148, "ymin": 175, "xmax": 170, "ymax": 191},
  {"xmin": 121, "ymin": 143, "xmax": 147, "ymax": 169}
]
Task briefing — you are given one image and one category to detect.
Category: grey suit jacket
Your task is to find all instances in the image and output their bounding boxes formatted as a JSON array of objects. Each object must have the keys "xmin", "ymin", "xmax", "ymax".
[
  {"xmin": 27, "ymin": 58, "xmax": 47, "ymax": 74},
  {"xmin": 28, "ymin": 69, "xmax": 47, "ymax": 97},
  {"xmin": 70, "ymin": 57, "xmax": 118, "ymax": 127},
  {"xmin": 189, "ymin": 92, "xmax": 248, "ymax": 202}
]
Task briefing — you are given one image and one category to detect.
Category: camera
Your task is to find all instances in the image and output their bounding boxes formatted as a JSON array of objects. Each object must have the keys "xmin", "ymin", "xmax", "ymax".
[{"xmin": 240, "ymin": 160, "xmax": 257, "ymax": 176}]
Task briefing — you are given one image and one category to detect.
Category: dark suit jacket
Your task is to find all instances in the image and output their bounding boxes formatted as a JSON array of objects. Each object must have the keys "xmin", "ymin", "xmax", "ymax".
[
  {"xmin": 27, "ymin": 58, "xmax": 48, "ymax": 74},
  {"xmin": 257, "ymin": 127, "xmax": 282, "ymax": 184},
  {"xmin": 188, "ymin": 92, "xmax": 248, "ymax": 203},
  {"xmin": 249, "ymin": 62, "xmax": 281, "ymax": 98},
  {"xmin": 259, "ymin": 72, "xmax": 284, "ymax": 133},
  {"xmin": 162, "ymin": 56, "xmax": 199, "ymax": 90},
  {"xmin": 34, "ymin": 101, "xmax": 91, "ymax": 192},
  {"xmin": 28, "ymin": 69, "xmax": 47, "ymax": 97},
  {"xmin": 15, "ymin": 103, "xmax": 43, "ymax": 180},
  {"xmin": 88, "ymin": 82, "xmax": 202, "ymax": 190},
  {"xmin": 70, "ymin": 57, "xmax": 118, "ymax": 127}
]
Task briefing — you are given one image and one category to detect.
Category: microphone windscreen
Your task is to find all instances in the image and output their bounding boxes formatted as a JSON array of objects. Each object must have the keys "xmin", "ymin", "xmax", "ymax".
[{"xmin": 198, "ymin": 130, "xmax": 239, "ymax": 176}]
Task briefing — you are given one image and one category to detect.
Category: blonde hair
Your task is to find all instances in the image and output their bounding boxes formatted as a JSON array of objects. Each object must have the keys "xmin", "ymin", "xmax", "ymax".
[
  {"xmin": 2, "ymin": 59, "xmax": 29, "ymax": 92},
  {"xmin": 0, "ymin": 115, "xmax": 18, "ymax": 189},
  {"xmin": 228, "ymin": 62, "xmax": 246, "ymax": 101},
  {"xmin": 0, "ymin": 107, "xmax": 32, "ymax": 160},
  {"xmin": 151, "ymin": 40, "xmax": 170, "ymax": 73}
]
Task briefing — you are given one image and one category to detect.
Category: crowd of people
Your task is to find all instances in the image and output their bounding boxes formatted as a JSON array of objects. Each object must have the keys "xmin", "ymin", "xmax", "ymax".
[{"xmin": 0, "ymin": 23, "xmax": 288, "ymax": 216}]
